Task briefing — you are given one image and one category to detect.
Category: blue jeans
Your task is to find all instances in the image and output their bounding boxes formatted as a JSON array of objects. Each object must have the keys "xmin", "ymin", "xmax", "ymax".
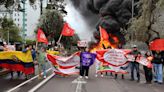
[
  {"xmin": 153, "ymin": 64, "xmax": 163, "ymax": 83},
  {"xmin": 40, "ymin": 64, "xmax": 46, "ymax": 77},
  {"xmin": 130, "ymin": 62, "xmax": 140, "ymax": 80}
]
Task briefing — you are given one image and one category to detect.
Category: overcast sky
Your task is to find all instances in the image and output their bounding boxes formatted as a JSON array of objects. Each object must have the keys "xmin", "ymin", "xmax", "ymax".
[{"xmin": 64, "ymin": 1, "xmax": 94, "ymax": 41}]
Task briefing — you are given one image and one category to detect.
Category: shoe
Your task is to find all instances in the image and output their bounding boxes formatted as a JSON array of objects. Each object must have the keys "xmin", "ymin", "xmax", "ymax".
[
  {"xmin": 137, "ymin": 79, "xmax": 140, "ymax": 83},
  {"xmin": 154, "ymin": 81, "xmax": 158, "ymax": 83},
  {"xmin": 101, "ymin": 74, "xmax": 104, "ymax": 77},
  {"xmin": 95, "ymin": 74, "xmax": 98, "ymax": 77},
  {"xmin": 130, "ymin": 79, "xmax": 134, "ymax": 81},
  {"xmin": 85, "ymin": 76, "xmax": 88, "ymax": 79},
  {"xmin": 122, "ymin": 75, "xmax": 124, "ymax": 79},
  {"xmin": 79, "ymin": 76, "xmax": 83, "ymax": 78},
  {"xmin": 43, "ymin": 76, "xmax": 47, "ymax": 79},
  {"xmin": 158, "ymin": 82, "xmax": 163, "ymax": 85}
]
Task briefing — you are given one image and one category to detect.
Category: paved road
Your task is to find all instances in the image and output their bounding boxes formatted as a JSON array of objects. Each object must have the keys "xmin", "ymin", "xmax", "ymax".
[
  {"xmin": 37, "ymin": 66, "xmax": 164, "ymax": 92},
  {"xmin": 0, "ymin": 63, "xmax": 51, "ymax": 92},
  {"xmin": 1, "ymin": 64, "xmax": 164, "ymax": 92}
]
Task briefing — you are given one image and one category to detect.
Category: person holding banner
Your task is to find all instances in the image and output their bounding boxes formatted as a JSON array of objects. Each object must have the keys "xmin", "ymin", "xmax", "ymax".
[
  {"xmin": 129, "ymin": 45, "xmax": 141, "ymax": 82},
  {"xmin": 115, "ymin": 44, "xmax": 124, "ymax": 79},
  {"xmin": 143, "ymin": 51, "xmax": 153, "ymax": 84},
  {"xmin": 22, "ymin": 44, "xmax": 33, "ymax": 79},
  {"xmin": 80, "ymin": 47, "xmax": 96, "ymax": 79}
]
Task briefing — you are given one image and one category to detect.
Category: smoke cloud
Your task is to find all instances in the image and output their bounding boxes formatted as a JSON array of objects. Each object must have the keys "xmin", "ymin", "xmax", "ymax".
[
  {"xmin": 64, "ymin": 0, "xmax": 96, "ymax": 41},
  {"xmin": 70, "ymin": 0, "xmax": 140, "ymax": 44}
]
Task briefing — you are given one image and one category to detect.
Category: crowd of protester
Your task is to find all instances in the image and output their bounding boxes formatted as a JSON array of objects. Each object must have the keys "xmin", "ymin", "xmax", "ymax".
[{"xmin": 0, "ymin": 42, "xmax": 163, "ymax": 85}]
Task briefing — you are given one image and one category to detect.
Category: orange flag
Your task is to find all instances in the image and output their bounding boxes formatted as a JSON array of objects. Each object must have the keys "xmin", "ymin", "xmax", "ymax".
[
  {"xmin": 99, "ymin": 26, "xmax": 109, "ymax": 40},
  {"xmin": 37, "ymin": 28, "xmax": 48, "ymax": 44},
  {"xmin": 99, "ymin": 26, "xmax": 111, "ymax": 49},
  {"xmin": 61, "ymin": 23, "xmax": 75, "ymax": 36}
]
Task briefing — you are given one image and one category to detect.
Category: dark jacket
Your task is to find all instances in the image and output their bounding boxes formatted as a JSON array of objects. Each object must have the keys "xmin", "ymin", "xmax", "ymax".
[
  {"xmin": 152, "ymin": 52, "xmax": 163, "ymax": 64},
  {"xmin": 129, "ymin": 50, "xmax": 141, "ymax": 63}
]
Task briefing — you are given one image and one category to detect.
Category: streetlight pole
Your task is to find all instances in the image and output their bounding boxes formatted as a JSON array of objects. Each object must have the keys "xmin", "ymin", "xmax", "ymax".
[
  {"xmin": 8, "ymin": 30, "xmax": 9, "ymax": 44},
  {"xmin": 132, "ymin": 0, "xmax": 134, "ymax": 20},
  {"xmin": 22, "ymin": 0, "xmax": 26, "ymax": 47},
  {"xmin": 40, "ymin": 0, "xmax": 43, "ymax": 15},
  {"xmin": 131, "ymin": 0, "xmax": 134, "ymax": 43}
]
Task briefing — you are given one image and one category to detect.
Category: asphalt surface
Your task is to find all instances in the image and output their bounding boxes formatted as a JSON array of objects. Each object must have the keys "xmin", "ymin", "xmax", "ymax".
[
  {"xmin": 37, "ymin": 66, "xmax": 164, "ymax": 92},
  {"xmin": 0, "ymin": 63, "xmax": 51, "ymax": 92},
  {"xmin": 1, "ymin": 64, "xmax": 164, "ymax": 92}
]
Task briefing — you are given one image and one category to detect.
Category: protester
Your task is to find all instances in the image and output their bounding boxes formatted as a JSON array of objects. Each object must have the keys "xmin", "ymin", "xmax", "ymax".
[
  {"xmin": 143, "ymin": 51, "xmax": 153, "ymax": 84},
  {"xmin": 2, "ymin": 42, "xmax": 9, "ymax": 51},
  {"xmin": 32, "ymin": 48, "xmax": 36, "ymax": 61},
  {"xmin": 37, "ymin": 47, "xmax": 47, "ymax": 79},
  {"xmin": 22, "ymin": 44, "xmax": 33, "ymax": 79},
  {"xmin": 152, "ymin": 50, "xmax": 163, "ymax": 84},
  {"xmin": 22, "ymin": 45, "xmax": 32, "ymax": 53},
  {"xmin": 80, "ymin": 47, "xmax": 96, "ymax": 79},
  {"xmin": 129, "ymin": 45, "xmax": 141, "ymax": 82},
  {"xmin": 115, "ymin": 44, "xmax": 124, "ymax": 79},
  {"xmin": 1, "ymin": 43, "xmax": 21, "ymax": 79}
]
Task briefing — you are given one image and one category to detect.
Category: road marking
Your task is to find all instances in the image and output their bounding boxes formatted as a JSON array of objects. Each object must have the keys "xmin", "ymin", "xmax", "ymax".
[
  {"xmin": 7, "ymin": 68, "xmax": 52, "ymax": 92},
  {"xmin": 28, "ymin": 73, "xmax": 55, "ymax": 92},
  {"xmin": 72, "ymin": 77, "xmax": 87, "ymax": 92}
]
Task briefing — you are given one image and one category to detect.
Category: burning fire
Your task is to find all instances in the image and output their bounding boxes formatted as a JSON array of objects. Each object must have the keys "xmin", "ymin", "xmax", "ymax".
[{"xmin": 90, "ymin": 34, "xmax": 120, "ymax": 52}]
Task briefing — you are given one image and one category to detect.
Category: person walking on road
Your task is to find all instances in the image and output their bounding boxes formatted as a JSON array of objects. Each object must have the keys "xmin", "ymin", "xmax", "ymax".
[
  {"xmin": 80, "ymin": 47, "xmax": 96, "ymax": 79},
  {"xmin": 37, "ymin": 47, "xmax": 47, "ymax": 79},
  {"xmin": 129, "ymin": 45, "xmax": 141, "ymax": 82},
  {"xmin": 152, "ymin": 50, "xmax": 163, "ymax": 84}
]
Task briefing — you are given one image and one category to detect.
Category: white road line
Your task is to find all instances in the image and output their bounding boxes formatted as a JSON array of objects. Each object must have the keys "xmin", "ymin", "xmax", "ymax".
[
  {"xmin": 7, "ymin": 68, "xmax": 52, "ymax": 92},
  {"xmin": 76, "ymin": 82, "xmax": 82, "ymax": 92},
  {"xmin": 72, "ymin": 77, "xmax": 87, "ymax": 92},
  {"xmin": 28, "ymin": 73, "xmax": 55, "ymax": 92}
]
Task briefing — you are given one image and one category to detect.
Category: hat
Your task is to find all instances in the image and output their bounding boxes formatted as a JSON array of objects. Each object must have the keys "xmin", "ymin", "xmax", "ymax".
[
  {"xmin": 3, "ymin": 42, "xmax": 7, "ymax": 45},
  {"xmin": 132, "ymin": 45, "xmax": 137, "ymax": 48}
]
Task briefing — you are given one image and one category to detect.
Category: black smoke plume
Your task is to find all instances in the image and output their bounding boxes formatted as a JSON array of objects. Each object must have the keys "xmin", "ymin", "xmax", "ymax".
[{"xmin": 70, "ymin": 0, "xmax": 140, "ymax": 44}]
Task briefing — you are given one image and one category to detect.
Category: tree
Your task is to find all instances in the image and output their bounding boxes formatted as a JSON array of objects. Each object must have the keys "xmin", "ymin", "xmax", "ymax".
[
  {"xmin": 45, "ymin": 0, "xmax": 67, "ymax": 15},
  {"xmin": 126, "ymin": 0, "xmax": 164, "ymax": 44},
  {"xmin": 61, "ymin": 33, "xmax": 80, "ymax": 49},
  {"xmin": 37, "ymin": 10, "xmax": 64, "ymax": 43},
  {"xmin": 37, "ymin": 10, "xmax": 80, "ymax": 50},
  {"xmin": 0, "ymin": 17, "xmax": 22, "ymax": 43}
]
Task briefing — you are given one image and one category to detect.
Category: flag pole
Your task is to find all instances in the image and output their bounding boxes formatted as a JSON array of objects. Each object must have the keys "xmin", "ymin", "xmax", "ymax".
[
  {"xmin": 99, "ymin": 26, "xmax": 102, "ymax": 38},
  {"xmin": 57, "ymin": 34, "xmax": 63, "ymax": 45},
  {"xmin": 35, "ymin": 41, "xmax": 38, "ymax": 51}
]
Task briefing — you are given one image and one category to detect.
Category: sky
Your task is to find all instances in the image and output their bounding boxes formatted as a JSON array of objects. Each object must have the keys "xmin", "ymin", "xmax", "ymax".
[
  {"xmin": 23, "ymin": 0, "xmax": 94, "ymax": 41},
  {"xmin": 64, "ymin": 0, "xmax": 94, "ymax": 41}
]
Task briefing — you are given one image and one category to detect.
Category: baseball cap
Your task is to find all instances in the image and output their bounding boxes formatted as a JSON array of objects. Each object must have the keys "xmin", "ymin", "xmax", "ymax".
[{"xmin": 132, "ymin": 45, "xmax": 137, "ymax": 48}]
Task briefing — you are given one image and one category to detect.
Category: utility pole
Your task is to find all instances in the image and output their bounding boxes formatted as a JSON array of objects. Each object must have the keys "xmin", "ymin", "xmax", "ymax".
[
  {"xmin": 8, "ymin": 30, "xmax": 9, "ymax": 44},
  {"xmin": 40, "ymin": 0, "xmax": 43, "ymax": 15},
  {"xmin": 131, "ymin": 0, "xmax": 134, "ymax": 43},
  {"xmin": 22, "ymin": 0, "xmax": 26, "ymax": 46},
  {"xmin": 132, "ymin": 0, "xmax": 134, "ymax": 20}
]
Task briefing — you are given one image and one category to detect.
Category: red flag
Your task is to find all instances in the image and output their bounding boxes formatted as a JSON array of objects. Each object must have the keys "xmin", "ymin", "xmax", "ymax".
[
  {"xmin": 37, "ymin": 28, "xmax": 48, "ymax": 44},
  {"xmin": 149, "ymin": 39, "xmax": 164, "ymax": 50},
  {"xmin": 99, "ymin": 26, "xmax": 109, "ymax": 41},
  {"xmin": 99, "ymin": 26, "xmax": 110, "ymax": 48},
  {"xmin": 61, "ymin": 23, "xmax": 75, "ymax": 36}
]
